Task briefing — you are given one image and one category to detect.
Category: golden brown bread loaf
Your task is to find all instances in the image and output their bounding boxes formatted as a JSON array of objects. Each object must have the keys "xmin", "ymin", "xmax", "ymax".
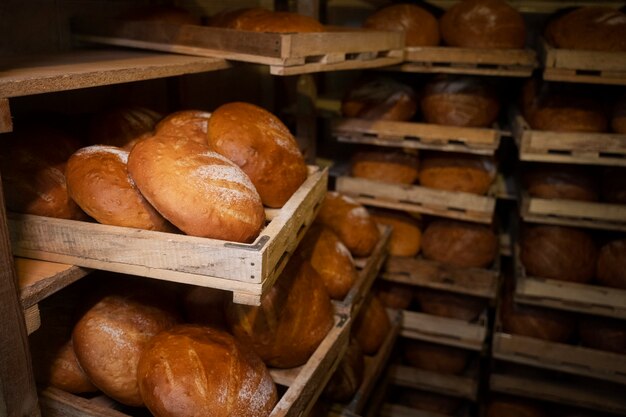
[
  {"xmin": 127, "ymin": 135, "xmax": 265, "ymax": 242},
  {"xmin": 421, "ymin": 75, "xmax": 500, "ymax": 127},
  {"xmin": 403, "ymin": 340, "xmax": 469, "ymax": 374},
  {"xmin": 72, "ymin": 284, "xmax": 179, "ymax": 406},
  {"xmin": 440, "ymin": 0, "xmax": 526, "ymax": 49},
  {"xmin": 298, "ymin": 224, "xmax": 357, "ymax": 300},
  {"xmin": 66, "ymin": 145, "xmax": 174, "ymax": 231},
  {"xmin": 602, "ymin": 167, "xmax": 626, "ymax": 204},
  {"xmin": 596, "ymin": 239, "xmax": 626, "ymax": 289},
  {"xmin": 323, "ymin": 339, "xmax": 364, "ymax": 402},
  {"xmin": 400, "ymin": 389, "xmax": 462, "ymax": 414},
  {"xmin": 524, "ymin": 164, "xmax": 599, "ymax": 201},
  {"xmin": 375, "ymin": 281, "xmax": 414, "ymax": 310},
  {"xmin": 422, "ymin": 220, "xmax": 497, "ymax": 268},
  {"xmin": 182, "ymin": 286, "xmax": 228, "ymax": 329},
  {"xmin": 351, "ymin": 150, "xmax": 419, "ymax": 185},
  {"xmin": 352, "ymin": 295, "xmax": 391, "ymax": 355},
  {"xmin": 155, "ymin": 110, "xmax": 212, "ymax": 144},
  {"xmin": 487, "ymin": 398, "xmax": 548, "ymax": 417},
  {"xmin": 317, "ymin": 192, "xmax": 381, "ymax": 257},
  {"xmin": 207, "ymin": 102, "xmax": 308, "ymax": 208},
  {"xmin": 370, "ymin": 210, "xmax": 421, "ymax": 257},
  {"xmin": 226, "ymin": 256, "xmax": 334, "ymax": 368},
  {"xmin": 341, "ymin": 77, "xmax": 418, "ymax": 121},
  {"xmin": 364, "ymin": 4, "xmax": 439, "ymax": 47},
  {"xmin": 579, "ymin": 316, "xmax": 626, "ymax": 354},
  {"xmin": 415, "ymin": 288, "xmax": 486, "ymax": 321},
  {"xmin": 137, "ymin": 325, "xmax": 278, "ymax": 417},
  {"xmin": 520, "ymin": 225, "xmax": 597, "ymax": 283},
  {"xmin": 41, "ymin": 341, "xmax": 97, "ymax": 394},
  {"xmin": 0, "ymin": 126, "xmax": 85, "ymax": 220},
  {"xmin": 88, "ymin": 106, "xmax": 161, "ymax": 150},
  {"xmin": 545, "ymin": 7, "xmax": 626, "ymax": 52},
  {"xmin": 419, "ymin": 152, "xmax": 496, "ymax": 195},
  {"xmin": 612, "ymin": 94, "xmax": 626, "ymax": 133},
  {"xmin": 209, "ymin": 8, "xmax": 269, "ymax": 28},
  {"xmin": 210, "ymin": 7, "xmax": 324, "ymax": 32}
]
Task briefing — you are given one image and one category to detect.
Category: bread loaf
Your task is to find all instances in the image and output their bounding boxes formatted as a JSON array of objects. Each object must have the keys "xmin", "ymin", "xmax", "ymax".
[
  {"xmin": 364, "ymin": 4, "xmax": 439, "ymax": 47},
  {"xmin": 487, "ymin": 399, "xmax": 548, "ymax": 417},
  {"xmin": 127, "ymin": 135, "xmax": 265, "ymax": 242},
  {"xmin": 155, "ymin": 110, "xmax": 211, "ymax": 144},
  {"xmin": 403, "ymin": 340, "xmax": 469, "ymax": 374},
  {"xmin": 602, "ymin": 167, "xmax": 626, "ymax": 204},
  {"xmin": 524, "ymin": 164, "xmax": 599, "ymax": 201},
  {"xmin": 375, "ymin": 281, "xmax": 414, "ymax": 310},
  {"xmin": 0, "ymin": 126, "xmax": 85, "ymax": 220},
  {"xmin": 597, "ymin": 239, "xmax": 626, "ymax": 289},
  {"xmin": 371, "ymin": 210, "xmax": 421, "ymax": 257},
  {"xmin": 440, "ymin": 0, "xmax": 526, "ymax": 49},
  {"xmin": 525, "ymin": 90, "xmax": 608, "ymax": 133},
  {"xmin": 341, "ymin": 77, "xmax": 418, "ymax": 121},
  {"xmin": 137, "ymin": 325, "xmax": 278, "ymax": 417},
  {"xmin": 210, "ymin": 8, "xmax": 324, "ymax": 32},
  {"xmin": 317, "ymin": 192, "xmax": 381, "ymax": 257},
  {"xmin": 226, "ymin": 256, "xmax": 334, "ymax": 368},
  {"xmin": 72, "ymin": 284, "xmax": 179, "ymax": 406},
  {"xmin": 422, "ymin": 220, "xmax": 497, "ymax": 268},
  {"xmin": 612, "ymin": 94, "xmax": 626, "ymax": 133},
  {"xmin": 421, "ymin": 75, "xmax": 500, "ymax": 127},
  {"xmin": 351, "ymin": 150, "xmax": 419, "ymax": 184},
  {"xmin": 579, "ymin": 316, "xmax": 626, "ymax": 354},
  {"xmin": 323, "ymin": 339, "xmax": 364, "ymax": 402},
  {"xmin": 545, "ymin": 7, "xmax": 626, "ymax": 52},
  {"xmin": 400, "ymin": 389, "xmax": 462, "ymax": 414},
  {"xmin": 352, "ymin": 295, "xmax": 390, "ymax": 355},
  {"xmin": 207, "ymin": 102, "xmax": 308, "ymax": 208},
  {"xmin": 298, "ymin": 224, "xmax": 357, "ymax": 300},
  {"xmin": 182, "ymin": 286, "xmax": 228, "ymax": 329},
  {"xmin": 419, "ymin": 152, "xmax": 496, "ymax": 195},
  {"xmin": 520, "ymin": 225, "xmax": 597, "ymax": 283},
  {"xmin": 88, "ymin": 106, "xmax": 161, "ymax": 150},
  {"xmin": 415, "ymin": 288, "xmax": 486, "ymax": 321}
]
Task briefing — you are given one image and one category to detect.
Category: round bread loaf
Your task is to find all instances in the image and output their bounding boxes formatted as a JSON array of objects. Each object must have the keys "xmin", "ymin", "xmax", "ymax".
[
  {"xmin": 421, "ymin": 75, "xmax": 500, "ymax": 127},
  {"xmin": 415, "ymin": 288, "xmax": 486, "ymax": 321},
  {"xmin": 419, "ymin": 152, "xmax": 496, "ymax": 195},
  {"xmin": 298, "ymin": 224, "xmax": 357, "ymax": 300},
  {"xmin": 579, "ymin": 316, "xmax": 626, "ymax": 354},
  {"xmin": 209, "ymin": 8, "xmax": 270, "ymax": 28},
  {"xmin": 323, "ymin": 339, "xmax": 365, "ymax": 402},
  {"xmin": 127, "ymin": 135, "xmax": 265, "ymax": 242},
  {"xmin": 524, "ymin": 164, "xmax": 599, "ymax": 201},
  {"xmin": 211, "ymin": 8, "xmax": 324, "ymax": 32},
  {"xmin": 317, "ymin": 192, "xmax": 381, "ymax": 257},
  {"xmin": 137, "ymin": 325, "xmax": 277, "ymax": 417},
  {"xmin": 182, "ymin": 286, "xmax": 228, "ymax": 329},
  {"xmin": 352, "ymin": 295, "xmax": 391, "ymax": 355},
  {"xmin": 422, "ymin": 220, "xmax": 497, "ymax": 268},
  {"xmin": 487, "ymin": 399, "xmax": 548, "ymax": 417},
  {"xmin": 371, "ymin": 210, "xmax": 421, "ymax": 257},
  {"xmin": 351, "ymin": 150, "xmax": 419, "ymax": 185},
  {"xmin": 440, "ymin": 0, "xmax": 526, "ymax": 49},
  {"xmin": 545, "ymin": 7, "xmax": 626, "ymax": 52},
  {"xmin": 120, "ymin": 5, "xmax": 201, "ymax": 25},
  {"xmin": 364, "ymin": 4, "xmax": 439, "ymax": 47},
  {"xmin": 403, "ymin": 340, "xmax": 469, "ymax": 374},
  {"xmin": 341, "ymin": 77, "xmax": 418, "ymax": 121},
  {"xmin": 88, "ymin": 106, "xmax": 161, "ymax": 150},
  {"xmin": 597, "ymin": 239, "xmax": 626, "ymax": 289},
  {"xmin": 520, "ymin": 225, "xmax": 597, "ymax": 283},
  {"xmin": 72, "ymin": 286, "xmax": 179, "ymax": 406},
  {"xmin": 400, "ymin": 389, "xmax": 462, "ymax": 414},
  {"xmin": 612, "ymin": 94, "xmax": 626, "ymax": 133},
  {"xmin": 155, "ymin": 110, "xmax": 211, "ymax": 144},
  {"xmin": 602, "ymin": 167, "xmax": 626, "ymax": 204},
  {"xmin": 66, "ymin": 145, "xmax": 174, "ymax": 231},
  {"xmin": 207, "ymin": 102, "xmax": 307, "ymax": 208},
  {"xmin": 226, "ymin": 256, "xmax": 334, "ymax": 368},
  {"xmin": 375, "ymin": 281, "xmax": 413, "ymax": 310}
]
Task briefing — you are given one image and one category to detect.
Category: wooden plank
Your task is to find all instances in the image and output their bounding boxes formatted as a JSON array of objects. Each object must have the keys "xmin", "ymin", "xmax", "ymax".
[
  {"xmin": 0, "ymin": 50, "xmax": 230, "ymax": 98},
  {"xmin": 380, "ymin": 403, "xmax": 453, "ymax": 417},
  {"xmin": 271, "ymin": 52, "xmax": 403, "ymax": 76},
  {"xmin": 400, "ymin": 310, "xmax": 487, "ymax": 351},
  {"xmin": 23, "ymin": 304, "xmax": 40, "ymax": 336},
  {"xmin": 336, "ymin": 176, "xmax": 495, "ymax": 224},
  {"xmin": 332, "ymin": 118, "xmax": 500, "ymax": 155},
  {"xmin": 16, "ymin": 258, "xmax": 90, "ymax": 309},
  {"xmin": 405, "ymin": 46, "xmax": 536, "ymax": 66},
  {"xmin": 0, "ymin": 98, "xmax": 12, "ymax": 133},
  {"xmin": 383, "ymin": 257, "xmax": 499, "ymax": 300},
  {"xmin": 389, "ymin": 364, "xmax": 478, "ymax": 401},
  {"xmin": 543, "ymin": 68, "xmax": 626, "ymax": 86},
  {"xmin": 40, "ymin": 387, "xmax": 128, "ymax": 417},
  {"xmin": 389, "ymin": 62, "xmax": 533, "ymax": 77}
]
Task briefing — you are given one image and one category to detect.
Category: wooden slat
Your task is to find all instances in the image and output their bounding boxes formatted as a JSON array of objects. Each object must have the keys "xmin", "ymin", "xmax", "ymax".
[
  {"xmin": 379, "ymin": 403, "xmax": 452, "ymax": 417},
  {"xmin": 0, "ymin": 50, "xmax": 230, "ymax": 98},
  {"xmin": 389, "ymin": 364, "xmax": 478, "ymax": 401},
  {"xmin": 400, "ymin": 310, "xmax": 488, "ymax": 351},
  {"xmin": 271, "ymin": 52, "xmax": 403, "ymax": 76},
  {"xmin": 40, "ymin": 388, "xmax": 129, "ymax": 417},
  {"xmin": 0, "ymin": 98, "xmax": 12, "ymax": 133},
  {"xmin": 389, "ymin": 62, "xmax": 533, "ymax": 77},
  {"xmin": 336, "ymin": 176, "xmax": 495, "ymax": 224},
  {"xmin": 24, "ymin": 304, "xmax": 40, "ymax": 335}
]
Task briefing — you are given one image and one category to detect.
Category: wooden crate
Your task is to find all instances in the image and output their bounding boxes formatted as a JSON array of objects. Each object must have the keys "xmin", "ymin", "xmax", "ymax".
[
  {"xmin": 389, "ymin": 363, "xmax": 479, "ymax": 401},
  {"xmin": 383, "ymin": 256, "xmax": 500, "ymax": 300},
  {"xmin": 332, "ymin": 118, "xmax": 501, "ymax": 155},
  {"xmin": 514, "ymin": 246, "xmax": 626, "ymax": 319},
  {"xmin": 71, "ymin": 18, "xmax": 404, "ymax": 76},
  {"xmin": 335, "ymin": 176, "xmax": 496, "ymax": 224},
  {"xmin": 539, "ymin": 38, "xmax": 626, "ymax": 85},
  {"xmin": 511, "ymin": 110, "xmax": 626, "ymax": 167},
  {"xmin": 40, "ymin": 311, "xmax": 350, "ymax": 417},
  {"xmin": 9, "ymin": 168, "xmax": 327, "ymax": 306},
  {"xmin": 400, "ymin": 309, "xmax": 488, "ymax": 351},
  {"xmin": 394, "ymin": 46, "xmax": 536, "ymax": 77},
  {"xmin": 520, "ymin": 191, "xmax": 626, "ymax": 232},
  {"xmin": 379, "ymin": 403, "xmax": 469, "ymax": 417}
]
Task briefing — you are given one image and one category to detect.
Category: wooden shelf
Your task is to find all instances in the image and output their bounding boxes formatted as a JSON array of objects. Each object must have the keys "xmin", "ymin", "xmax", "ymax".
[{"xmin": 389, "ymin": 364, "xmax": 479, "ymax": 401}]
